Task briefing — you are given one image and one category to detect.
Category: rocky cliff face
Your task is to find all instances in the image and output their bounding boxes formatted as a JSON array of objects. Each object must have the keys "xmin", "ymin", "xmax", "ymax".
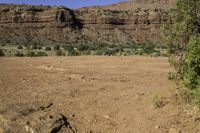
[
  {"xmin": 0, "ymin": 1, "xmax": 174, "ymax": 45},
  {"xmin": 0, "ymin": 4, "xmax": 82, "ymax": 43},
  {"xmin": 75, "ymin": 8, "xmax": 171, "ymax": 44}
]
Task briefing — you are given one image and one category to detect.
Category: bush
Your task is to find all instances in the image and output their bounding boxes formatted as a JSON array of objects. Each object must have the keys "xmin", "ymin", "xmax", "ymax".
[
  {"xmin": 31, "ymin": 42, "xmax": 43, "ymax": 50},
  {"xmin": 37, "ymin": 51, "xmax": 48, "ymax": 56},
  {"xmin": 38, "ymin": 45, "xmax": 43, "ymax": 50},
  {"xmin": 91, "ymin": 43, "xmax": 107, "ymax": 51},
  {"xmin": 182, "ymin": 37, "xmax": 200, "ymax": 90},
  {"xmin": 0, "ymin": 49, "xmax": 5, "ymax": 56},
  {"xmin": 53, "ymin": 45, "xmax": 60, "ymax": 50},
  {"xmin": 32, "ymin": 42, "xmax": 38, "ymax": 50},
  {"xmin": 56, "ymin": 50, "xmax": 65, "ymax": 56},
  {"xmin": 15, "ymin": 51, "xmax": 24, "ymax": 57},
  {"xmin": 140, "ymin": 42, "xmax": 156, "ymax": 54},
  {"xmin": 45, "ymin": 46, "xmax": 52, "ymax": 51},
  {"xmin": 77, "ymin": 44, "xmax": 89, "ymax": 51},
  {"xmin": 67, "ymin": 50, "xmax": 80, "ymax": 56},
  {"xmin": 63, "ymin": 44, "xmax": 74, "ymax": 51},
  {"xmin": 181, "ymin": 37, "xmax": 200, "ymax": 107},
  {"xmin": 26, "ymin": 51, "xmax": 48, "ymax": 57},
  {"xmin": 17, "ymin": 45, "xmax": 23, "ymax": 49},
  {"xmin": 26, "ymin": 51, "xmax": 36, "ymax": 57}
]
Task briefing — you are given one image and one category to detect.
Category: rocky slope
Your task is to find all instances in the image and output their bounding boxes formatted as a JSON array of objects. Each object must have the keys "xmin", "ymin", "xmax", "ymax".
[
  {"xmin": 0, "ymin": 0, "xmax": 175, "ymax": 45},
  {"xmin": 103, "ymin": 0, "xmax": 175, "ymax": 10}
]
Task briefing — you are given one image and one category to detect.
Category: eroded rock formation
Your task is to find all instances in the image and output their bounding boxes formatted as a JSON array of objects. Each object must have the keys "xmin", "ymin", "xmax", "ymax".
[{"xmin": 0, "ymin": 0, "xmax": 174, "ymax": 44}]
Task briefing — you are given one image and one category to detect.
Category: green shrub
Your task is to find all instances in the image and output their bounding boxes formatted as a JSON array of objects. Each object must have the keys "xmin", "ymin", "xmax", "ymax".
[
  {"xmin": 26, "ymin": 51, "xmax": 36, "ymax": 57},
  {"xmin": 138, "ymin": 49, "xmax": 145, "ymax": 55},
  {"xmin": 53, "ymin": 45, "xmax": 60, "ymax": 50},
  {"xmin": 63, "ymin": 44, "xmax": 74, "ymax": 51},
  {"xmin": 56, "ymin": 50, "xmax": 65, "ymax": 56},
  {"xmin": 15, "ymin": 51, "xmax": 24, "ymax": 57},
  {"xmin": 31, "ymin": 42, "xmax": 43, "ymax": 50},
  {"xmin": 37, "ymin": 51, "xmax": 48, "ymax": 56},
  {"xmin": 17, "ymin": 45, "xmax": 23, "ymax": 49},
  {"xmin": 26, "ymin": 51, "xmax": 48, "ymax": 57},
  {"xmin": 67, "ymin": 50, "xmax": 80, "ymax": 56},
  {"xmin": 80, "ymin": 51, "xmax": 90, "ymax": 55},
  {"xmin": 140, "ymin": 42, "xmax": 156, "ymax": 54},
  {"xmin": 45, "ymin": 46, "xmax": 52, "ymax": 51},
  {"xmin": 181, "ymin": 37, "xmax": 200, "ymax": 107},
  {"xmin": 38, "ymin": 45, "xmax": 43, "ymax": 50},
  {"xmin": 116, "ymin": 44, "xmax": 125, "ymax": 52},
  {"xmin": 77, "ymin": 44, "xmax": 89, "ymax": 51},
  {"xmin": 91, "ymin": 43, "xmax": 107, "ymax": 51},
  {"xmin": 182, "ymin": 37, "xmax": 200, "ymax": 90},
  {"xmin": 32, "ymin": 42, "xmax": 38, "ymax": 50},
  {"xmin": 0, "ymin": 49, "xmax": 5, "ymax": 56}
]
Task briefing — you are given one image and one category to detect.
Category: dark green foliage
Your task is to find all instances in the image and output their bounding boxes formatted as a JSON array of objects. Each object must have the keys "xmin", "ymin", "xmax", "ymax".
[
  {"xmin": 17, "ymin": 45, "xmax": 23, "ymax": 49},
  {"xmin": 37, "ymin": 51, "xmax": 48, "ymax": 56},
  {"xmin": 63, "ymin": 44, "xmax": 74, "ymax": 51},
  {"xmin": 77, "ymin": 44, "xmax": 89, "ymax": 51},
  {"xmin": 182, "ymin": 37, "xmax": 200, "ymax": 90},
  {"xmin": 67, "ymin": 50, "xmax": 80, "ymax": 56},
  {"xmin": 163, "ymin": 0, "xmax": 200, "ymax": 77},
  {"xmin": 32, "ymin": 42, "xmax": 38, "ymax": 50},
  {"xmin": 37, "ymin": 45, "xmax": 43, "ymax": 50},
  {"xmin": 26, "ymin": 51, "xmax": 47, "ymax": 57},
  {"xmin": 56, "ymin": 50, "xmax": 65, "ymax": 56},
  {"xmin": 26, "ymin": 51, "xmax": 36, "ymax": 57},
  {"xmin": 0, "ymin": 49, "xmax": 5, "ymax": 56},
  {"xmin": 88, "ymin": 43, "xmax": 107, "ymax": 51},
  {"xmin": 164, "ymin": 0, "xmax": 200, "ymax": 107},
  {"xmin": 140, "ymin": 43, "xmax": 156, "ymax": 54},
  {"xmin": 45, "ymin": 46, "xmax": 52, "ymax": 51},
  {"xmin": 53, "ymin": 44, "xmax": 60, "ymax": 50},
  {"xmin": 15, "ymin": 51, "xmax": 24, "ymax": 57},
  {"xmin": 32, "ymin": 42, "xmax": 43, "ymax": 50}
]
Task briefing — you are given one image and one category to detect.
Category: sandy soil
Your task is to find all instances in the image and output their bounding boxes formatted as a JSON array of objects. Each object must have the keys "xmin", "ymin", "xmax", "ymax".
[{"xmin": 0, "ymin": 56, "xmax": 200, "ymax": 133}]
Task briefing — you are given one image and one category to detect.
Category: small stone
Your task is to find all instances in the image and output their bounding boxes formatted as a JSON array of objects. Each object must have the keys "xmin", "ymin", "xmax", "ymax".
[
  {"xmin": 155, "ymin": 125, "xmax": 160, "ymax": 129},
  {"xmin": 24, "ymin": 125, "xmax": 29, "ymax": 132}
]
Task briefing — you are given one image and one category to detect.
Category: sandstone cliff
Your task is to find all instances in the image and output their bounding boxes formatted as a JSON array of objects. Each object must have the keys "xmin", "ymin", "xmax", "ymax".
[
  {"xmin": 0, "ymin": 1, "xmax": 174, "ymax": 45},
  {"xmin": 0, "ymin": 4, "xmax": 82, "ymax": 43}
]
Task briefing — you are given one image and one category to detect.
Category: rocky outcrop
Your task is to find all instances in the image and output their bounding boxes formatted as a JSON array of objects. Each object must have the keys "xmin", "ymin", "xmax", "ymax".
[
  {"xmin": 0, "ymin": 4, "xmax": 82, "ymax": 43},
  {"xmin": 75, "ymin": 8, "xmax": 172, "ymax": 43},
  {"xmin": 0, "ymin": 1, "xmax": 174, "ymax": 45}
]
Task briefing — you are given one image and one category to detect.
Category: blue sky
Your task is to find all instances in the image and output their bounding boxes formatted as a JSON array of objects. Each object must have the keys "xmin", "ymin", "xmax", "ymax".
[{"xmin": 0, "ymin": 0, "xmax": 128, "ymax": 9}]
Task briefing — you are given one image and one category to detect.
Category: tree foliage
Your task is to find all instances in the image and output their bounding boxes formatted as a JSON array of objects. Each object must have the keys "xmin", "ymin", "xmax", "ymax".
[
  {"xmin": 164, "ymin": 0, "xmax": 200, "ymax": 79},
  {"xmin": 165, "ymin": 0, "xmax": 200, "ymax": 106}
]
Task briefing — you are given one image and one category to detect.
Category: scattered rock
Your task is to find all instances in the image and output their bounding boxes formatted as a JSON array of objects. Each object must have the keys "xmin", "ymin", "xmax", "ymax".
[
  {"xmin": 50, "ymin": 114, "xmax": 76, "ymax": 133},
  {"xmin": 155, "ymin": 125, "xmax": 160, "ymax": 129}
]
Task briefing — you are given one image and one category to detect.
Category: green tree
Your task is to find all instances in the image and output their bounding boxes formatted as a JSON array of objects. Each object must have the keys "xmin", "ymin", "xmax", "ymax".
[
  {"xmin": 164, "ymin": 0, "xmax": 200, "ymax": 78},
  {"xmin": 164, "ymin": 0, "xmax": 200, "ymax": 106},
  {"xmin": 182, "ymin": 37, "xmax": 200, "ymax": 106}
]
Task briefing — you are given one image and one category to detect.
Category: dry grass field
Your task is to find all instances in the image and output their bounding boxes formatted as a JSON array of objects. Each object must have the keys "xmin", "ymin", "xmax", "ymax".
[{"xmin": 0, "ymin": 56, "xmax": 200, "ymax": 133}]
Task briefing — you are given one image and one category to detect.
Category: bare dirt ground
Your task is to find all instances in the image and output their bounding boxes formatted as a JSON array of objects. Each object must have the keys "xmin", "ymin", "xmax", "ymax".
[{"xmin": 0, "ymin": 56, "xmax": 200, "ymax": 133}]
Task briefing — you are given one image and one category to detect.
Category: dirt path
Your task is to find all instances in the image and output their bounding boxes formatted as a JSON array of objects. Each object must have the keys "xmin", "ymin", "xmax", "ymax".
[{"xmin": 0, "ymin": 56, "xmax": 200, "ymax": 133}]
